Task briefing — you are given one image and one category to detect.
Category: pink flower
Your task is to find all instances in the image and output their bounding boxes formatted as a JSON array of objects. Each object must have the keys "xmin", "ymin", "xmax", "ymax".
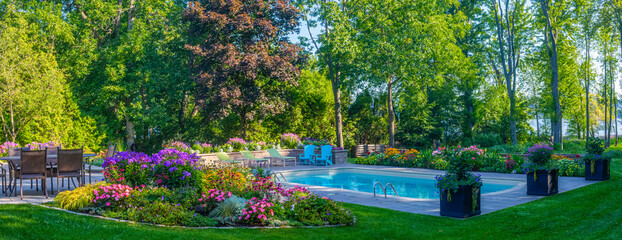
[{"xmin": 106, "ymin": 202, "xmax": 110, "ymax": 206}]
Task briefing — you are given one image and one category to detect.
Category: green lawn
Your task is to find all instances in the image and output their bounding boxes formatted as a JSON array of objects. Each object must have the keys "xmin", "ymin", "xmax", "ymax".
[{"xmin": 1, "ymin": 160, "xmax": 621, "ymax": 240}]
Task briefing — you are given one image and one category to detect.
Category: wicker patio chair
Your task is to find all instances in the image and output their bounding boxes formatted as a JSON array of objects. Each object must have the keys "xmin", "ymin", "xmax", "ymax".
[
  {"xmin": 56, "ymin": 148, "xmax": 84, "ymax": 191},
  {"xmin": 18, "ymin": 149, "xmax": 49, "ymax": 200}
]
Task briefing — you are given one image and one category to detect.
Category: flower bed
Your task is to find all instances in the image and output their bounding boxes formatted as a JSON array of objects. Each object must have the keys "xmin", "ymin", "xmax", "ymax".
[
  {"xmin": 54, "ymin": 149, "xmax": 354, "ymax": 227},
  {"xmin": 355, "ymin": 146, "xmax": 584, "ymax": 177}
]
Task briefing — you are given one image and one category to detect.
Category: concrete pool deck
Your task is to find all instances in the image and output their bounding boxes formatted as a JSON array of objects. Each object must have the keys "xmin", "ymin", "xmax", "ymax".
[{"xmin": 269, "ymin": 164, "xmax": 599, "ymax": 217}]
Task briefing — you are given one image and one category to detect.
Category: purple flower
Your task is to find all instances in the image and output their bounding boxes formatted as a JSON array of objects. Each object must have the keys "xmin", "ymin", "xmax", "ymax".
[{"xmin": 169, "ymin": 166, "xmax": 178, "ymax": 172}]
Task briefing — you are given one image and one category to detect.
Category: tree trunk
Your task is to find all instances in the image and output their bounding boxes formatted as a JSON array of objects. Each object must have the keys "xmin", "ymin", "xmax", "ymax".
[
  {"xmin": 604, "ymin": 59, "xmax": 608, "ymax": 145},
  {"xmin": 536, "ymin": 107, "xmax": 540, "ymax": 138},
  {"xmin": 510, "ymin": 95, "xmax": 517, "ymax": 145},
  {"xmin": 114, "ymin": 0, "xmax": 123, "ymax": 39},
  {"xmin": 128, "ymin": 0, "xmax": 135, "ymax": 30},
  {"xmin": 240, "ymin": 107, "xmax": 247, "ymax": 139},
  {"xmin": 125, "ymin": 114, "xmax": 135, "ymax": 150},
  {"xmin": 585, "ymin": 43, "xmax": 590, "ymax": 139},
  {"xmin": 609, "ymin": 65, "xmax": 614, "ymax": 147},
  {"xmin": 387, "ymin": 77, "xmax": 395, "ymax": 147},
  {"xmin": 540, "ymin": 0, "xmax": 562, "ymax": 145}
]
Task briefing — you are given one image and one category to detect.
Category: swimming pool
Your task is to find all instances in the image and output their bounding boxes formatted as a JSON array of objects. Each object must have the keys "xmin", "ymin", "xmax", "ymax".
[{"xmin": 280, "ymin": 168, "xmax": 519, "ymax": 199}]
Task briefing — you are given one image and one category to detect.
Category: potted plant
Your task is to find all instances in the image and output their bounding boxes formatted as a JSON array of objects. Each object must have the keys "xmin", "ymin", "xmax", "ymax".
[
  {"xmin": 583, "ymin": 137, "xmax": 611, "ymax": 181},
  {"xmin": 435, "ymin": 146, "xmax": 483, "ymax": 218},
  {"xmin": 523, "ymin": 143, "xmax": 558, "ymax": 196}
]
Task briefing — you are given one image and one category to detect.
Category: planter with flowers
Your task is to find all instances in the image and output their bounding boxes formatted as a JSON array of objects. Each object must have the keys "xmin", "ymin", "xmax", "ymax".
[
  {"xmin": 435, "ymin": 146, "xmax": 483, "ymax": 218},
  {"xmin": 583, "ymin": 137, "xmax": 610, "ymax": 181},
  {"xmin": 523, "ymin": 143, "xmax": 558, "ymax": 196}
]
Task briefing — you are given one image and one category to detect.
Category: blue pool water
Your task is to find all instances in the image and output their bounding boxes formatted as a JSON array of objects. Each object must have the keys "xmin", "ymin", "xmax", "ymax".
[{"xmin": 281, "ymin": 169, "xmax": 517, "ymax": 199}]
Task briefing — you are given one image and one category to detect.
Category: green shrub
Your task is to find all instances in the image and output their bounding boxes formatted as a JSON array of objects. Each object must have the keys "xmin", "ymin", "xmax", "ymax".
[
  {"xmin": 54, "ymin": 182, "xmax": 106, "ymax": 211},
  {"xmin": 472, "ymin": 133, "xmax": 503, "ymax": 148},
  {"xmin": 585, "ymin": 137, "xmax": 604, "ymax": 155},
  {"xmin": 283, "ymin": 193, "xmax": 354, "ymax": 226}
]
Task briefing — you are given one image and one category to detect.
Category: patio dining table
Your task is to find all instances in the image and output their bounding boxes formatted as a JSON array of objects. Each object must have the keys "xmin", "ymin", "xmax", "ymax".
[{"xmin": 1, "ymin": 153, "xmax": 98, "ymax": 194}]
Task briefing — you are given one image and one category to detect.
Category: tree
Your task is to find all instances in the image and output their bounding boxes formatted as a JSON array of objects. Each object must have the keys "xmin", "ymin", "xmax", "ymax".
[
  {"xmin": 0, "ymin": 8, "xmax": 64, "ymax": 142},
  {"xmin": 488, "ymin": 0, "xmax": 532, "ymax": 145},
  {"xmin": 577, "ymin": 0, "xmax": 597, "ymax": 139},
  {"xmin": 296, "ymin": 0, "xmax": 360, "ymax": 148},
  {"xmin": 184, "ymin": 0, "xmax": 304, "ymax": 139}
]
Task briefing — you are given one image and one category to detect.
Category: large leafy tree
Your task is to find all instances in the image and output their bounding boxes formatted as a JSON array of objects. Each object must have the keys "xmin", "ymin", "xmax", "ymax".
[
  {"xmin": 487, "ymin": 0, "xmax": 532, "ymax": 145},
  {"xmin": 184, "ymin": 0, "xmax": 305, "ymax": 139}
]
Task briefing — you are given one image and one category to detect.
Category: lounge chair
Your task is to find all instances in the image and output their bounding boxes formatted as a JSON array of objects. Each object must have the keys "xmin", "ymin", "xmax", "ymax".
[
  {"xmin": 298, "ymin": 145, "xmax": 316, "ymax": 165},
  {"xmin": 266, "ymin": 149, "xmax": 296, "ymax": 167},
  {"xmin": 240, "ymin": 151, "xmax": 269, "ymax": 167},
  {"xmin": 215, "ymin": 152, "xmax": 244, "ymax": 166},
  {"xmin": 315, "ymin": 145, "xmax": 333, "ymax": 166}
]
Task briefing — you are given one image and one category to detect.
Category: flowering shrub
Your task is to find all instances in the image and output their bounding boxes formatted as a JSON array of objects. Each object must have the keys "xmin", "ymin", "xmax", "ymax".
[
  {"xmin": 523, "ymin": 143, "xmax": 555, "ymax": 173},
  {"xmin": 103, "ymin": 149, "xmax": 202, "ymax": 189},
  {"xmin": 554, "ymin": 156, "xmax": 584, "ymax": 177},
  {"xmin": 436, "ymin": 146, "xmax": 483, "ymax": 204},
  {"xmin": 202, "ymin": 166, "xmax": 250, "ymax": 196},
  {"xmin": 0, "ymin": 141, "xmax": 19, "ymax": 155},
  {"xmin": 56, "ymin": 150, "xmax": 355, "ymax": 227},
  {"xmin": 281, "ymin": 133, "xmax": 300, "ymax": 149},
  {"xmin": 239, "ymin": 197, "xmax": 275, "ymax": 225},
  {"xmin": 164, "ymin": 141, "xmax": 190, "ymax": 152},
  {"xmin": 93, "ymin": 184, "xmax": 133, "ymax": 208},
  {"xmin": 227, "ymin": 138, "xmax": 247, "ymax": 152},
  {"xmin": 26, "ymin": 141, "xmax": 58, "ymax": 150}
]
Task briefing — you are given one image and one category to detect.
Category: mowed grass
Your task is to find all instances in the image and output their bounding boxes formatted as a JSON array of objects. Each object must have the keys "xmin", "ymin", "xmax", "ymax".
[{"xmin": 1, "ymin": 160, "xmax": 621, "ymax": 240}]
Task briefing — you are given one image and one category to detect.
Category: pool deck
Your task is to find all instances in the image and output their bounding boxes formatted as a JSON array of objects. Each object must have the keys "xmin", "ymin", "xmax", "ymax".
[{"xmin": 269, "ymin": 164, "xmax": 598, "ymax": 218}]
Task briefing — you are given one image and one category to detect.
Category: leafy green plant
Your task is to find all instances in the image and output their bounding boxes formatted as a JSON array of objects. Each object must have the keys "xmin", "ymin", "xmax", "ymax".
[
  {"xmin": 54, "ymin": 182, "xmax": 106, "ymax": 211},
  {"xmin": 585, "ymin": 137, "xmax": 604, "ymax": 155},
  {"xmin": 208, "ymin": 195, "xmax": 247, "ymax": 219}
]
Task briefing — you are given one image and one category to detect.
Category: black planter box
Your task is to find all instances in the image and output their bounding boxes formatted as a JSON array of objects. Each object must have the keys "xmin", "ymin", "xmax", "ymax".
[
  {"xmin": 526, "ymin": 169, "xmax": 558, "ymax": 196},
  {"xmin": 440, "ymin": 185, "xmax": 481, "ymax": 218},
  {"xmin": 585, "ymin": 159, "xmax": 610, "ymax": 181}
]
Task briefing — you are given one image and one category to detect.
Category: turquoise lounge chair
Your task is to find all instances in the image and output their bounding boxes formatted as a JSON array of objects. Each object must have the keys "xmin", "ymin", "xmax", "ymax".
[
  {"xmin": 298, "ymin": 145, "xmax": 316, "ymax": 165},
  {"xmin": 315, "ymin": 145, "xmax": 333, "ymax": 166}
]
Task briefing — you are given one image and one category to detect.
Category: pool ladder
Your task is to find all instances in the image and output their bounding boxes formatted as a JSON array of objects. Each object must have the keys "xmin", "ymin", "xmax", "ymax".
[
  {"xmin": 272, "ymin": 172, "xmax": 287, "ymax": 182},
  {"xmin": 373, "ymin": 182, "xmax": 399, "ymax": 198}
]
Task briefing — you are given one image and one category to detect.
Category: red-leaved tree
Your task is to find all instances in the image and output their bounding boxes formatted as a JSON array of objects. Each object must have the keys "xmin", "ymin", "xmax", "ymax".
[{"xmin": 184, "ymin": 0, "xmax": 304, "ymax": 137}]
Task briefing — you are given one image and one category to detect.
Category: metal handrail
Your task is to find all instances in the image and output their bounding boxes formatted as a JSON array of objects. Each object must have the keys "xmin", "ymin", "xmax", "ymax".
[
  {"xmin": 373, "ymin": 182, "xmax": 399, "ymax": 198},
  {"xmin": 272, "ymin": 172, "xmax": 287, "ymax": 182},
  {"xmin": 373, "ymin": 182, "xmax": 385, "ymax": 197},
  {"xmin": 385, "ymin": 183, "xmax": 399, "ymax": 197}
]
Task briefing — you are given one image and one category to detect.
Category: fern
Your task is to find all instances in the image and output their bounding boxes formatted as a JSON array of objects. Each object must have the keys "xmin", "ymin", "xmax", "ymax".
[{"xmin": 54, "ymin": 182, "xmax": 106, "ymax": 211}]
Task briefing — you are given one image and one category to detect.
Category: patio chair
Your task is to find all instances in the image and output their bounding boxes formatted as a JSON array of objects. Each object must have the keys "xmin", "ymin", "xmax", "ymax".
[
  {"xmin": 18, "ymin": 149, "xmax": 49, "ymax": 200},
  {"xmin": 105, "ymin": 143, "xmax": 117, "ymax": 159},
  {"xmin": 215, "ymin": 152, "xmax": 244, "ymax": 166},
  {"xmin": 267, "ymin": 148, "xmax": 296, "ymax": 167},
  {"xmin": 240, "ymin": 151, "xmax": 269, "ymax": 167},
  {"xmin": 43, "ymin": 146, "xmax": 60, "ymax": 191},
  {"xmin": 1, "ymin": 161, "xmax": 5, "ymax": 196},
  {"xmin": 5, "ymin": 148, "xmax": 21, "ymax": 196},
  {"xmin": 298, "ymin": 145, "xmax": 316, "ymax": 165},
  {"xmin": 56, "ymin": 148, "xmax": 84, "ymax": 191},
  {"xmin": 315, "ymin": 145, "xmax": 334, "ymax": 166}
]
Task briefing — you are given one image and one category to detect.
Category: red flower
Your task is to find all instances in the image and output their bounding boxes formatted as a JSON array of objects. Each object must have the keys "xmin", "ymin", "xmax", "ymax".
[{"xmin": 576, "ymin": 155, "xmax": 580, "ymax": 158}]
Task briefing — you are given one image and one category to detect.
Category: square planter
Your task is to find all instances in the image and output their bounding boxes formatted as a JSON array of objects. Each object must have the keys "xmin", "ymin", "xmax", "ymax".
[
  {"xmin": 585, "ymin": 159, "xmax": 610, "ymax": 181},
  {"xmin": 526, "ymin": 169, "xmax": 558, "ymax": 196},
  {"xmin": 440, "ymin": 185, "xmax": 481, "ymax": 218}
]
